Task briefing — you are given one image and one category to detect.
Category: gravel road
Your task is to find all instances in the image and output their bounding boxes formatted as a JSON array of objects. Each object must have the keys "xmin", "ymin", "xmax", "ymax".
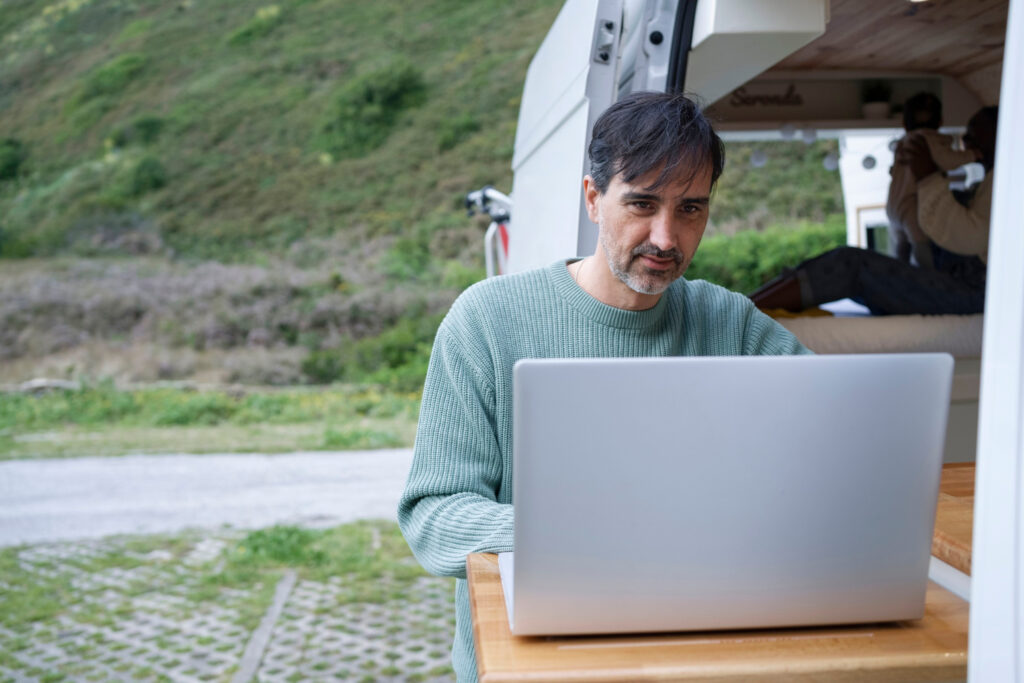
[{"xmin": 0, "ymin": 449, "xmax": 414, "ymax": 547}]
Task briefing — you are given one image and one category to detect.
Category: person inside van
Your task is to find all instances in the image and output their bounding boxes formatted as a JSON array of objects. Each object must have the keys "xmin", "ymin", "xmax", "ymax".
[
  {"xmin": 749, "ymin": 106, "xmax": 997, "ymax": 315},
  {"xmin": 887, "ymin": 92, "xmax": 977, "ymax": 269}
]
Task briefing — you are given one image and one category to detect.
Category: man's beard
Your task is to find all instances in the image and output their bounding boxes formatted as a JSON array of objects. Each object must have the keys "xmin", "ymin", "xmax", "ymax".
[{"xmin": 602, "ymin": 239, "xmax": 686, "ymax": 295}]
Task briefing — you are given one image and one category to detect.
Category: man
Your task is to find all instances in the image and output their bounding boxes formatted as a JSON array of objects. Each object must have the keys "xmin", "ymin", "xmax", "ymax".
[
  {"xmin": 886, "ymin": 92, "xmax": 976, "ymax": 268},
  {"xmin": 750, "ymin": 106, "xmax": 997, "ymax": 315},
  {"xmin": 398, "ymin": 91, "xmax": 809, "ymax": 682}
]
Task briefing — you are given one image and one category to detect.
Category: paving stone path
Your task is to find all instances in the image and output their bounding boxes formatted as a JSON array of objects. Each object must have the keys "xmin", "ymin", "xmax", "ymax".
[{"xmin": 0, "ymin": 531, "xmax": 456, "ymax": 683}]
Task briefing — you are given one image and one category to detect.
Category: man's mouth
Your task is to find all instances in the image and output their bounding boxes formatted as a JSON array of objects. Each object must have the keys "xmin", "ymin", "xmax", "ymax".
[
  {"xmin": 632, "ymin": 245, "xmax": 682, "ymax": 273},
  {"xmin": 638, "ymin": 254, "xmax": 676, "ymax": 270}
]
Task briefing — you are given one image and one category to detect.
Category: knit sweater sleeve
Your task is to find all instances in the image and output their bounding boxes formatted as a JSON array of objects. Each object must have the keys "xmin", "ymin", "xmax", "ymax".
[
  {"xmin": 740, "ymin": 298, "xmax": 813, "ymax": 356},
  {"xmin": 397, "ymin": 315, "xmax": 514, "ymax": 579},
  {"xmin": 917, "ymin": 172, "xmax": 991, "ymax": 262}
]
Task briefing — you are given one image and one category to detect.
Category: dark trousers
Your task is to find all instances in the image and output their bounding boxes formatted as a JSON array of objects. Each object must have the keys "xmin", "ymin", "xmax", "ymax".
[{"xmin": 797, "ymin": 247, "xmax": 985, "ymax": 315}]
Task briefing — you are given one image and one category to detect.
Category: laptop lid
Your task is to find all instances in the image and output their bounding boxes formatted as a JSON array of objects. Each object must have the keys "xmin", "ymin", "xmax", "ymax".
[{"xmin": 508, "ymin": 353, "xmax": 953, "ymax": 635}]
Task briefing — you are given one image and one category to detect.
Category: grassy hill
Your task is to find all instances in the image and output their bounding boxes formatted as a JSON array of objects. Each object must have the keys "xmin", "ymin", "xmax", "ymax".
[
  {"xmin": 0, "ymin": 0, "xmax": 563, "ymax": 265},
  {"xmin": 0, "ymin": 0, "xmax": 844, "ymax": 389}
]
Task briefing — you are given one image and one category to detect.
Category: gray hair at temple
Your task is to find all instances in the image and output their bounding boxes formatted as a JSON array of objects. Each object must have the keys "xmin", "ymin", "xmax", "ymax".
[{"xmin": 587, "ymin": 91, "xmax": 725, "ymax": 194}]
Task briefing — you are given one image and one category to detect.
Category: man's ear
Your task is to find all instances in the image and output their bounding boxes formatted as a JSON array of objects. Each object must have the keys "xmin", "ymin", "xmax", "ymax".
[{"xmin": 583, "ymin": 175, "xmax": 601, "ymax": 224}]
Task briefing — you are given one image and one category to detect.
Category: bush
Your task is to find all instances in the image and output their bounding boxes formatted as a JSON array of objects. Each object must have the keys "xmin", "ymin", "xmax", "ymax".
[
  {"xmin": 302, "ymin": 348, "xmax": 350, "ymax": 384},
  {"xmin": 437, "ymin": 113, "xmax": 481, "ymax": 151},
  {"xmin": 152, "ymin": 392, "xmax": 236, "ymax": 426},
  {"xmin": 0, "ymin": 138, "xmax": 27, "ymax": 181},
  {"xmin": 228, "ymin": 5, "xmax": 283, "ymax": 46},
  {"xmin": 79, "ymin": 53, "xmax": 147, "ymax": 101},
  {"xmin": 320, "ymin": 60, "xmax": 427, "ymax": 158},
  {"xmin": 687, "ymin": 219, "xmax": 846, "ymax": 293},
  {"xmin": 302, "ymin": 314, "xmax": 442, "ymax": 387},
  {"xmin": 130, "ymin": 156, "xmax": 167, "ymax": 195},
  {"xmin": 111, "ymin": 115, "xmax": 165, "ymax": 147}
]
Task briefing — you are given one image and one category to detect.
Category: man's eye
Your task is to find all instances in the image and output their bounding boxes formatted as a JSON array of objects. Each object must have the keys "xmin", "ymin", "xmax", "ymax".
[{"xmin": 631, "ymin": 201, "xmax": 653, "ymax": 210}]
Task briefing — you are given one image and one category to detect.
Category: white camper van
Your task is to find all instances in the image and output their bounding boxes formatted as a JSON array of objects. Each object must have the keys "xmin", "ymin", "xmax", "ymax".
[{"xmin": 491, "ymin": 0, "xmax": 1023, "ymax": 677}]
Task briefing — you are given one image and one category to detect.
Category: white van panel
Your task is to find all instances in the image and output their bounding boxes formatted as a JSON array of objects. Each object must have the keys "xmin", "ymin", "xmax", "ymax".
[
  {"xmin": 509, "ymin": 0, "xmax": 623, "ymax": 272},
  {"xmin": 685, "ymin": 0, "xmax": 826, "ymax": 105},
  {"xmin": 509, "ymin": 103, "xmax": 590, "ymax": 272}
]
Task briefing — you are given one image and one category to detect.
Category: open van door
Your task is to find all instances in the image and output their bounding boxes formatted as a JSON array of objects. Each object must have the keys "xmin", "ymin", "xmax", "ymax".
[
  {"xmin": 508, "ymin": 0, "xmax": 827, "ymax": 273},
  {"xmin": 506, "ymin": 0, "xmax": 624, "ymax": 273}
]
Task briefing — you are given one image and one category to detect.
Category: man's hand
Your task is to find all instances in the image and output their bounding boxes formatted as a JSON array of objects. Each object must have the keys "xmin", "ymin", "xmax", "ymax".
[{"xmin": 896, "ymin": 133, "xmax": 939, "ymax": 181}]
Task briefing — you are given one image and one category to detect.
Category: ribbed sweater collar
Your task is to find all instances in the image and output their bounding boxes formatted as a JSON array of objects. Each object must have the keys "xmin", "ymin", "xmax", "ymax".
[{"xmin": 548, "ymin": 259, "xmax": 673, "ymax": 330}]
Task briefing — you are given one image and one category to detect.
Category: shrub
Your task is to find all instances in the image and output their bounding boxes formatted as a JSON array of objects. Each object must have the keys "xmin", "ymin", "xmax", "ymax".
[
  {"xmin": 79, "ymin": 53, "xmax": 147, "ymax": 101},
  {"xmin": 111, "ymin": 115, "xmax": 165, "ymax": 147},
  {"xmin": 302, "ymin": 314, "xmax": 442, "ymax": 387},
  {"xmin": 130, "ymin": 156, "xmax": 167, "ymax": 196},
  {"xmin": 320, "ymin": 60, "xmax": 427, "ymax": 158},
  {"xmin": 302, "ymin": 348, "xmax": 350, "ymax": 384},
  {"xmin": 687, "ymin": 219, "xmax": 846, "ymax": 293},
  {"xmin": 0, "ymin": 138, "xmax": 27, "ymax": 181},
  {"xmin": 228, "ymin": 5, "xmax": 283, "ymax": 46},
  {"xmin": 437, "ymin": 113, "xmax": 481, "ymax": 151},
  {"xmin": 152, "ymin": 392, "xmax": 236, "ymax": 426},
  {"xmin": 441, "ymin": 260, "xmax": 485, "ymax": 291}
]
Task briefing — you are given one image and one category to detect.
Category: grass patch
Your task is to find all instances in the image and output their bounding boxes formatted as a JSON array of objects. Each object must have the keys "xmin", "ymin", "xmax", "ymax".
[
  {"xmin": 0, "ymin": 421, "xmax": 417, "ymax": 460},
  {"xmin": 0, "ymin": 384, "xmax": 419, "ymax": 433},
  {"xmin": 0, "ymin": 385, "xmax": 420, "ymax": 459},
  {"xmin": 322, "ymin": 426, "xmax": 405, "ymax": 450}
]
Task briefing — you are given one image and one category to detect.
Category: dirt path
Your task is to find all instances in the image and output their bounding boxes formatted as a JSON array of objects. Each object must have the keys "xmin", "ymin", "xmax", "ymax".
[{"xmin": 0, "ymin": 449, "xmax": 414, "ymax": 547}]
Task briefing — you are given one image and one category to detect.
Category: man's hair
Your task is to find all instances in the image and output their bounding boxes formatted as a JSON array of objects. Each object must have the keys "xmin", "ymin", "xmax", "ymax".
[
  {"xmin": 587, "ymin": 91, "xmax": 725, "ymax": 194},
  {"xmin": 902, "ymin": 92, "xmax": 942, "ymax": 132},
  {"xmin": 972, "ymin": 105, "xmax": 999, "ymax": 132}
]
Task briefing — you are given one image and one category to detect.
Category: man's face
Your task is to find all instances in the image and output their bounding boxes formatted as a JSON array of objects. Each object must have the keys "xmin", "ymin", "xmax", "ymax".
[
  {"xmin": 585, "ymin": 164, "xmax": 713, "ymax": 297},
  {"xmin": 963, "ymin": 112, "xmax": 996, "ymax": 168}
]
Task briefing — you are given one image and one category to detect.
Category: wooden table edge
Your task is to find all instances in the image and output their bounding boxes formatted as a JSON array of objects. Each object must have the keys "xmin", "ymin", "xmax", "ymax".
[{"xmin": 466, "ymin": 553, "xmax": 968, "ymax": 683}]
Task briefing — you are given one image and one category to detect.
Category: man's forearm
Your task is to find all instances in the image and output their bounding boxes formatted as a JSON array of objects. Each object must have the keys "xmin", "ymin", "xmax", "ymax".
[
  {"xmin": 399, "ymin": 491, "xmax": 514, "ymax": 578},
  {"xmin": 916, "ymin": 173, "xmax": 990, "ymax": 258}
]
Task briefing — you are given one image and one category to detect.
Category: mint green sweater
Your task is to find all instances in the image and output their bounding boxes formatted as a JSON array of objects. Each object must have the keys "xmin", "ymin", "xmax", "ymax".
[{"xmin": 398, "ymin": 260, "xmax": 810, "ymax": 682}]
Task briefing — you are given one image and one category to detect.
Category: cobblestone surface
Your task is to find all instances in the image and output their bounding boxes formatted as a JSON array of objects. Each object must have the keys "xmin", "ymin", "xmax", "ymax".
[{"xmin": 0, "ymin": 531, "xmax": 456, "ymax": 683}]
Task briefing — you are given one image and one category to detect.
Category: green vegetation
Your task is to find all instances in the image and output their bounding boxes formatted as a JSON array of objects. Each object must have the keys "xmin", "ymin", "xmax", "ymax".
[
  {"xmin": 0, "ymin": 384, "xmax": 420, "ymax": 458},
  {"xmin": 689, "ymin": 217, "xmax": 846, "ymax": 293},
  {"xmin": 0, "ymin": 422, "xmax": 415, "ymax": 460},
  {"xmin": 0, "ymin": 0, "xmax": 565, "ymax": 263},
  {"xmin": 712, "ymin": 140, "xmax": 843, "ymax": 233},
  {"xmin": 1, "ymin": 384, "xmax": 419, "ymax": 432},
  {"xmin": 227, "ymin": 4, "xmax": 285, "ymax": 46},
  {"xmin": 1, "ymin": 521, "xmax": 446, "ymax": 672},
  {"xmin": 302, "ymin": 314, "xmax": 442, "ymax": 388},
  {"xmin": 227, "ymin": 522, "xmax": 426, "ymax": 586},
  {"xmin": 319, "ymin": 59, "xmax": 428, "ymax": 159},
  {"xmin": 0, "ymin": 0, "xmax": 846, "ymax": 406},
  {"xmin": 0, "ymin": 138, "xmax": 27, "ymax": 181},
  {"xmin": 0, "ymin": 0, "xmax": 841, "ymax": 259}
]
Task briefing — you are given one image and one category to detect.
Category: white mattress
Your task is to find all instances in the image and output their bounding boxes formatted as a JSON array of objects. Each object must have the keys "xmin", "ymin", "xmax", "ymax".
[{"xmin": 778, "ymin": 312, "xmax": 984, "ymax": 357}]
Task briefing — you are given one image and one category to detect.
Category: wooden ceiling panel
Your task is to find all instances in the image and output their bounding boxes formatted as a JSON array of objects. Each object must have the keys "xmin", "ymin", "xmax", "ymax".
[{"xmin": 770, "ymin": 0, "xmax": 1008, "ymax": 88}]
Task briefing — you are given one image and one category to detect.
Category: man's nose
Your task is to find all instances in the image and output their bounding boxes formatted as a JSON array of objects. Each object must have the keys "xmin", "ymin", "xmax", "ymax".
[{"xmin": 648, "ymin": 211, "xmax": 678, "ymax": 251}]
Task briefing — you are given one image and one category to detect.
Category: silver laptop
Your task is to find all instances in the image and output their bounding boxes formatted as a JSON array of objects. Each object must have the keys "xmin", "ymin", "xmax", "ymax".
[{"xmin": 502, "ymin": 354, "xmax": 953, "ymax": 635}]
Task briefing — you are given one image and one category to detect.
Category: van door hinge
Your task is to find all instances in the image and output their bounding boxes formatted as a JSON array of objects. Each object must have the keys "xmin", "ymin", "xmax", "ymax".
[{"xmin": 592, "ymin": 18, "xmax": 617, "ymax": 64}]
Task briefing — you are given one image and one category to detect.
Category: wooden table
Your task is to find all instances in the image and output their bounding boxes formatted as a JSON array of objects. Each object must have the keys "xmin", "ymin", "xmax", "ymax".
[
  {"xmin": 468, "ymin": 555, "xmax": 968, "ymax": 682},
  {"xmin": 467, "ymin": 464, "xmax": 977, "ymax": 682},
  {"xmin": 933, "ymin": 463, "xmax": 975, "ymax": 575}
]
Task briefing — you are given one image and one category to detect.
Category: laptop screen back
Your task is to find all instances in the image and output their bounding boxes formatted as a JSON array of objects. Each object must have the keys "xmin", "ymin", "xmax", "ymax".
[{"xmin": 509, "ymin": 354, "xmax": 953, "ymax": 635}]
